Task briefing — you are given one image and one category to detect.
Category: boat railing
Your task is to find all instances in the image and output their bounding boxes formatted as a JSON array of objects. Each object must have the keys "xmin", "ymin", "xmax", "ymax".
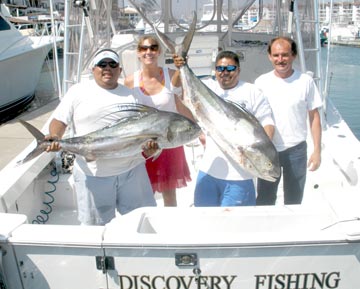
[{"xmin": 60, "ymin": 0, "xmax": 326, "ymax": 95}]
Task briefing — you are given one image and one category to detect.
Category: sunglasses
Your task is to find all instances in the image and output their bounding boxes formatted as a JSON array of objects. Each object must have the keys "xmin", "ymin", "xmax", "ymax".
[
  {"xmin": 96, "ymin": 61, "xmax": 119, "ymax": 69},
  {"xmin": 215, "ymin": 65, "xmax": 238, "ymax": 72},
  {"xmin": 138, "ymin": 44, "xmax": 159, "ymax": 52}
]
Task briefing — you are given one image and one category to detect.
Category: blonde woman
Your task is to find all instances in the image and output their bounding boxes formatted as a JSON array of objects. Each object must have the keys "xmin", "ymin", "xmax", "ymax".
[{"xmin": 124, "ymin": 36, "xmax": 193, "ymax": 207}]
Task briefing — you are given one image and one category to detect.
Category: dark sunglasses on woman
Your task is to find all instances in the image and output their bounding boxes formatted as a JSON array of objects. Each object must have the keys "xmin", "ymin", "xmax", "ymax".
[{"xmin": 138, "ymin": 44, "xmax": 159, "ymax": 52}]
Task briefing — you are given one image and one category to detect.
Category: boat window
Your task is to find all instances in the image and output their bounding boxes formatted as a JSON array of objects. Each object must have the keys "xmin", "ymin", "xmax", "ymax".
[{"xmin": 0, "ymin": 15, "xmax": 11, "ymax": 31}]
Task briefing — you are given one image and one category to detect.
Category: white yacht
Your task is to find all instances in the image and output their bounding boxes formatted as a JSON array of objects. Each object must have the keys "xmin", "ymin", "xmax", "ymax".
[{"xmin": 0, "ymin": 3, "xmax": 61, "ymax": 120}]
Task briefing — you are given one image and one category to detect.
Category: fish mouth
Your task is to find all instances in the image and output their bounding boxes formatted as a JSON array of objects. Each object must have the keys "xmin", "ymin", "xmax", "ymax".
[
  {"xmin": 266, "ymin": 167, "xmax": 281, "ymax": 182},
  {"xmin": 260, "ymin": 175, "xmax": 278, "ymax": 182},
  {"xmin": 264, "ymin": 163, "xmax": 281, "ymax": 182},
  {"xmin": 255, "ymin": 165, "xmax": 280, "ymax": 182}
]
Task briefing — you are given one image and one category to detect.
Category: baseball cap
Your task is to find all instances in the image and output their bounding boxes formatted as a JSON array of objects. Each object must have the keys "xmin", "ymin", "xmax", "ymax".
[{"xmin": 93, "ymin": 49, "xmax": 120, "ymax": 67}]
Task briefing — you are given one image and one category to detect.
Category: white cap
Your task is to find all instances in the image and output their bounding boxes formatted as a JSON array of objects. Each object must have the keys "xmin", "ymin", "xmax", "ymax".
[{"xmin": 93, "ymin": 49, "xmax": 119, "ymax": 67}]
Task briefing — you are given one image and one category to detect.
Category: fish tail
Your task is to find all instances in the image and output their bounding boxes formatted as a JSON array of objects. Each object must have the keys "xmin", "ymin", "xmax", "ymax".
[
  {"xmin": 16, "ymin": 146, "xmax": 46, "ymax": 166},
  {"xmin": 179, "ymin": 11, "xmax": 197, "ymax": 58},
  {"xmin": 128, "ymin": 0, "xmax": 197, "ymax": 59},
  {"xmin": 128, "ymin": 0, "xmax": 176, "ymax": 53},
  {"xmin": 17, "ymin": 120, "xmax": 47, "ymax": 165},
  {"xmin": 19, "ymin": 119, "xmax": 46, "ymax": 141}
]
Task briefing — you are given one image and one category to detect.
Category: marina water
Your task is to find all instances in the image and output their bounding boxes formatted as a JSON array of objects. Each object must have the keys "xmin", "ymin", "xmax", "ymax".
[{"xmin": 322, "ymin": 45, "xmax": 360, "ymax": 140}]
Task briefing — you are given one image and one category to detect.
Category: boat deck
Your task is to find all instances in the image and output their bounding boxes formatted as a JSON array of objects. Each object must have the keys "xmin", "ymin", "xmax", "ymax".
[{"xmin": 0, "ymin": 99, "xmax": 59, "ymax": 170}]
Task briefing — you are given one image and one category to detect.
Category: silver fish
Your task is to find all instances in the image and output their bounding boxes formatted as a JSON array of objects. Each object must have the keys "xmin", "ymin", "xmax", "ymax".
[
  {"xmin": 129, "ymin": 1, "xmax": 280, "ymax": 181},
  {"xmin": 18, "ymin": 104, "xmax": 202, "ymax": 164}
]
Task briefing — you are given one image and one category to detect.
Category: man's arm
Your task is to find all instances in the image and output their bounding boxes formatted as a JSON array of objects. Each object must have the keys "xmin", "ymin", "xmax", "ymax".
[
  {"xmin": 308, "ymin": 108, "xmax": 321, "ymax": 171},
  {"xmin": 263, "ymin": 124, "xmax": 275, "ymax": 140}
]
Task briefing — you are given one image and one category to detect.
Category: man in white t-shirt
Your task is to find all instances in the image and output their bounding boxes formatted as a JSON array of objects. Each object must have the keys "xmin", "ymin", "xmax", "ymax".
[
  {"xmin": 193, "ymin": 51, "xmax": 275, "ymax": 206},
  {"xmin": 46, "ymin": 48, "xmax": 157, "ymax": 225},
  {"xmin": 255, "ymin": 37, "xmax": 322, "ymax": 205}
]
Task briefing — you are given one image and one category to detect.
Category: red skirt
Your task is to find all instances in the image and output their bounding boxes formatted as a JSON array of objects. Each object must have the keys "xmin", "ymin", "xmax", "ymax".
[{"xmin": 145, "ymin": 146, "xmax": 191, "ymax": 193}]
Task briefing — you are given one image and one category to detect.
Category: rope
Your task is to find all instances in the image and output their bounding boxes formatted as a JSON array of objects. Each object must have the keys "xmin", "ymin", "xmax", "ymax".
[{"xmin": 32, "ymin": 166, "xmax": 59, "ymax": 224}]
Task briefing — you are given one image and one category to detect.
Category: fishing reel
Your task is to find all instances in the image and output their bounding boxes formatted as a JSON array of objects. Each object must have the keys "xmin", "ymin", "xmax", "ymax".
[
  {"xmin": 54, "ymin": 151, "xmax": 75, "ymax": 174},
  {"xmin": 73, "ymin": 0, "xmax": 95, "ymax": 38},
  {"xmin": 73, "ymin": 0, "xmax": 87, "ymax": 8},
  {"xmin": 73, "ymin": 0, "xmax": 96, "ymax": 10}
]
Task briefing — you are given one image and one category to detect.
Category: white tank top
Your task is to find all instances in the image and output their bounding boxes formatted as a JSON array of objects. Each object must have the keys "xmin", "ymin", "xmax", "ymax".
[{"xmin": 133, "ymin": 67, "xmax": 177, "ymax": 113}]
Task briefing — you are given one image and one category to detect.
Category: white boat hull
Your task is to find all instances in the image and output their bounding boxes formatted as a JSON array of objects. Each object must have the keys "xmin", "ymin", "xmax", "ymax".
[
  {"xmin": 0, "ymin": 11, "xmax": 58, "ymax": 117},
  {"xmin": 0, "ymin": 45, "xmax": 52, "ymax": 114},
  {"xmin": 2, "ymin": 204, "xmax": 360, "ymax": 289}
]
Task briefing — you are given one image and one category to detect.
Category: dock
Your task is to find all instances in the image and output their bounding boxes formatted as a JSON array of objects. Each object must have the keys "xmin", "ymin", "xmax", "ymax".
[{"xmin": 332, "ymin": 39, "xmax": 360, "ymax": 48}]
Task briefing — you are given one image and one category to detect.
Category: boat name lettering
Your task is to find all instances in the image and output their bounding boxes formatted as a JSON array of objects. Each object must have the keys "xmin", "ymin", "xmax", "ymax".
[
  {"xmin": 118, "ymin": 274, "xmax": 237, "ymax": 289},
  {"xmin": 255, "ymin": 271, "xmax": 341, "ymax": 289}
]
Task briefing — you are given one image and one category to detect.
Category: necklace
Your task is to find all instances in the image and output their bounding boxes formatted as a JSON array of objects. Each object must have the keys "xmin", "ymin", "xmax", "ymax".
[{"xmin": 139, "ymin": 68, "xmax": 165, "ymax": 95}]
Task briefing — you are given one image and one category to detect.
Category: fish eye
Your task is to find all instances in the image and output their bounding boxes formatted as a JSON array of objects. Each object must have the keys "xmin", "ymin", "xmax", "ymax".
[{"xmin": 266, "ymin": 162, "xmax": 273, "ymax": 168}]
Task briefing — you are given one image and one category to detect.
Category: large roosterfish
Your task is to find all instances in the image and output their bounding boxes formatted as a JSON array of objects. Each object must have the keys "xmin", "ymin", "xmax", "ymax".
[{"xmin": 17, "ymin": 104, "xmax": 201, "ymax": 164}]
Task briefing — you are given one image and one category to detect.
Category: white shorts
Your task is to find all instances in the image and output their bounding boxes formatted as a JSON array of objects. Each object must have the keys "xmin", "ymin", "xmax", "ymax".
[{"xmin": 73, "ymin": 163, "xmax": 156, "ymax": 225}]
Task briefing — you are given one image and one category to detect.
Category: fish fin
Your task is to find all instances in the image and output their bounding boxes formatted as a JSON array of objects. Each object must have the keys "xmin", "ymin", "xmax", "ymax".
[
  {"xmin": 17, "ymin": 120, "xmax": 47, "ymax": 165},
  {"xmin": 151, "ymin": 149, "xmax": 162, "ymax": 161},
  {"xmin": 128, "ymin": 0, "xmax": 176, "ymax": 53},
  {"xmin": 16, "ymin": 147, "xmax": 47, "ymax": 166},
  {"xmin": 166, "ymin": 128, "xmax": 174, "ymax": 142},
  {"xmin": 95, "ymin": 103, "xmax": 159, "ymax": 127},
  {"xmin": 18, "ymin": 119, "xmax": 45, "ymax": 143},
  {"xmin": 128, "ymin": 1, "xmax": 197, "ymax": 62},
  {"xmin": 145, "ymin": 149, "xmax": 162, "ymax": 161},
  {"xmin": 104, "ymin": 103, "xmax": 158, "ymax": 114},
  {"xmin": 225, "ymin": 100, "xmax": 262, "ymax": 125}
]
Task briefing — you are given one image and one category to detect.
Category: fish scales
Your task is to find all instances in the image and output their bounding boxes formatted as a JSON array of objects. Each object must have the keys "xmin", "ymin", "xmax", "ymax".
[
  {"xmin": 181, "ymin": 63, "xmax": 278, "ymax": 181},
  {"xmin": 59, "ymin": 112, "xmax": 171, "ymax": 159},
  {"xmin": 181, "ymin": 65, "xmax": 260, "ymax": 148}
]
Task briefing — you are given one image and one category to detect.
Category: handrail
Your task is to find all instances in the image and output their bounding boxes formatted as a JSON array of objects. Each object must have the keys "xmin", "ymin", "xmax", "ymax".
[
  {"xmin": 324, "ymin": 0, "xmax": 334, "ymax": 107},
  {"xmin": 293, "ymin": 0, "xmax": 306, "ymax": 73}
]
